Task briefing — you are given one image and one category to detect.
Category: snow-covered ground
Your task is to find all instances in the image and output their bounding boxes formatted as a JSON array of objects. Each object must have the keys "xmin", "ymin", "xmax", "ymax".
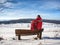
[
  {"xmin": 0, "ymin": 22, "xmax": 60, "ymax": 45},
  {"xmin": 0, "ymin": 39, "xmax": 60, "ymax": 45},
  {"xmin": 0, "ymin": 22, "xmax": 60, "ymax": 38}
]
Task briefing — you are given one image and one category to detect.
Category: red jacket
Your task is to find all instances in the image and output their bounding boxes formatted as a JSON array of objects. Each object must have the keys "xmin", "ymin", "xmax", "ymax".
[{"xmin": 31, "ymin": 17, "xmax": 42, "ymax": 31}]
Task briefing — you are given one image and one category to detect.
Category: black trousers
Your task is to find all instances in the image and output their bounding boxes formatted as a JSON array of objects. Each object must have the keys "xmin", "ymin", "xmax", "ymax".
[
  {"xmin": 36, "ymin": 29, "xmax": 43, "ymax": 39},
  {"xmin": 37, "ymin": 32, "xmax": 42, "ymax": 39}
]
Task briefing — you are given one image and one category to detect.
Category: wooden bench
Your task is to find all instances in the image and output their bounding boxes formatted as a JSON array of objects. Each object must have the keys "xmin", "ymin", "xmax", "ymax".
[{"xmin": 15, "ymin": 29, "xmax": 44, "ymax": 40}]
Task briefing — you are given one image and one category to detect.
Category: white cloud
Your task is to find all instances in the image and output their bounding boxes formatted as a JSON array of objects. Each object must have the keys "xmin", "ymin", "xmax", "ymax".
[
  {"xmin": 0, "ymin": 0, "xmax": 60, "ymax": 20},
  {"xmin": 0, "ymin": 0, "xmax": 18, "ymax": 11},
  {"xmin": 36, "ymin": 1, "xmax": 60, "ymax": 10},
  {"xmin": 0, "ymin": 17, "xmax": 20, "ymax": 21},
  {"xmin": 0, "ymin": 8, "xmax": 4, "ymax": 11},
  {"xmin": 0, "ymin": 0, "xmax": 7, "ymax": 3},
  {"xmin": 0, "ymin": 1, "xmax": 24, "ymax": 11},
  {"xmin": 3, "ymin": 2, "xmax": 13, "ymax": 8},
  {"xmin": 0, "ymin": 9, "xmax": 37, "ymax": 20},
  {"xmin": 0, "ymin": 8, "xmax": 59, "ymax": 21}
]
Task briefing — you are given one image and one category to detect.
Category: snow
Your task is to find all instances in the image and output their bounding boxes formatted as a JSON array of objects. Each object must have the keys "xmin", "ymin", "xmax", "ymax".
[
  {"xmin": 0, "ymin": 22, "xmax": 60, "ymax": 45},
  {"xmin": 0, "ymin": 39, "xmax": 60, "ymax": 45}
]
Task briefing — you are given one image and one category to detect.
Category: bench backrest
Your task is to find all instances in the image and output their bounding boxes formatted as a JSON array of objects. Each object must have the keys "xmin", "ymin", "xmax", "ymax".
[{"xmin": 15, "ymin": 29, "xmax": 43, "ymax": 36}]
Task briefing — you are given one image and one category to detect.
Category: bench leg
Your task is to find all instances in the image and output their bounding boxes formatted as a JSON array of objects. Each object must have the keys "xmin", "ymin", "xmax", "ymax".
[{"xmin": 18, "ymin": 35, "xmax": 21, "ymax": 40}]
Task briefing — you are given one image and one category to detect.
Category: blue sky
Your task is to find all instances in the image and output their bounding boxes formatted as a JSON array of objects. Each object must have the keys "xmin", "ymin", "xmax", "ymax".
[{"xmin": 0, "ymin": 0, "xmax": 60, "ymax": 21}]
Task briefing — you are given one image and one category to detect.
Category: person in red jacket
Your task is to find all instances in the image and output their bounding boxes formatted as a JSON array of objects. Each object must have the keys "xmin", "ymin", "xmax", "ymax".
[
  {"xmin": 31, "ymin": 15, "xmax": 42, "ymax": 31},
  {"xmin": 31, "ymin": 15, "xmax": 43, "ymax": 39},
  {"xmin": 36, "ymin": 15, "xmax": 42, "ymax": 30}
]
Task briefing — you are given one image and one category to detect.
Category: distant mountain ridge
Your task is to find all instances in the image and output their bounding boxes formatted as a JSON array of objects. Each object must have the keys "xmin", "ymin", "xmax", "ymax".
[{"xmin": 0, "ymin": 19, "xmax": 60, "ymax": 24}]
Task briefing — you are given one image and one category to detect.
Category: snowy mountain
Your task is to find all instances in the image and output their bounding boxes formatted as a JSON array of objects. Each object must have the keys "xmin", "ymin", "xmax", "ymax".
[{"xmin": 0, "ymin": 19, "xmax": 60, "ymax": 24}]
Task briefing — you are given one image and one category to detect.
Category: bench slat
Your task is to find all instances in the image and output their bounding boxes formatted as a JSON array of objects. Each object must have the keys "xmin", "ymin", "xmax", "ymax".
[{"xmin": 15, "ymin": 29, "xmax": 43, "ymax": 36}]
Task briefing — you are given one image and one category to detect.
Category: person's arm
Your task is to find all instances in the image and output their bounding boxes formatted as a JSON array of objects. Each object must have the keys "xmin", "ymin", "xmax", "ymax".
[{"xmin": 38, "ymin": 20, "xmax": 42, "ymax": 22}]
